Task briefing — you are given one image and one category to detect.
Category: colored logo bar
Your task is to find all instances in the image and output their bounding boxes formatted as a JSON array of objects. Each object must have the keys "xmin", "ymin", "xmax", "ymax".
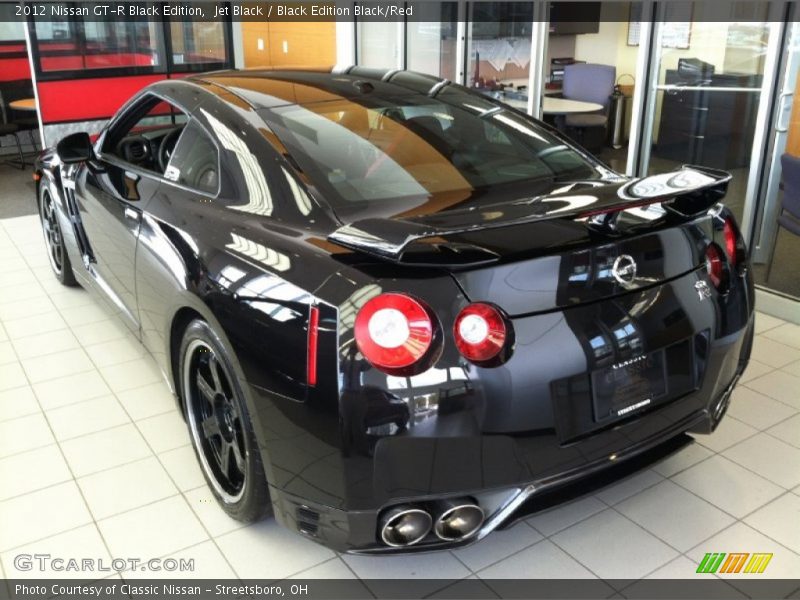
[{"xmin": 696, "ymin": 552, "xmax": 773, "ymax": 574}]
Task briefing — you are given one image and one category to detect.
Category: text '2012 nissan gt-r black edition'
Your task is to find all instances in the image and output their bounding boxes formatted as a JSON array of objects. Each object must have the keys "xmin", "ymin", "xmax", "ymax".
[{"xmin": 35, "ymin": 67, "xmax": 754, "ymax": 552}]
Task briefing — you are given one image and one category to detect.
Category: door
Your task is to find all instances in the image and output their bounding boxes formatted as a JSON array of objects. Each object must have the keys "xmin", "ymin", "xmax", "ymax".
[
  {"xmin": 750, "ymin": 19, "xmax": 800, "ymax": 300},
  {"xmin": 638, "ymin": 4, "xmax": 783, "ymax": 227},
  {"xmin": 76, "ymin": 94, "xmax": 188, "ymax": 332}
]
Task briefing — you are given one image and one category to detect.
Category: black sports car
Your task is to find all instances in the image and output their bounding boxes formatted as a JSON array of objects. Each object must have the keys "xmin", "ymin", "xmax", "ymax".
[{"xmin": 35, "ymin": 67, "xmax": 754, "ymax": 553}]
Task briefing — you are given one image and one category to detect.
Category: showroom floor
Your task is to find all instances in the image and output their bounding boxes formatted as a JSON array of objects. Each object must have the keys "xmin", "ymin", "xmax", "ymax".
[{"xmin": 1, "ymin": 217, "xmax": 800, "ymax": 591}]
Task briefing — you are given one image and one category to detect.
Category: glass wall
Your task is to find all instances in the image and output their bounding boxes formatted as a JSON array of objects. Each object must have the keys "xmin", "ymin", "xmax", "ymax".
[
  {"xmin": 466, "ymin": 2, "xmax": 533, "ymax": 89},
  {"xmin": 645, "ymin": 3, "xmax": 772, "ymax": 223},
  {"xmin": 356, "ymin": 20, "xmax": 400, "ymax": 68},
  {"xmin": 406, "ymin": 2, "xmax": 459, "ymax": 80}
]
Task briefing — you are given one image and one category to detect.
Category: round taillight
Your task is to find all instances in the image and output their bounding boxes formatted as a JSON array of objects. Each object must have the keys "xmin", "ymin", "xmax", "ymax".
[
  {"xmin": 354, "ymin": 293, "xmax": 436, "ymax": 374},
  {"xmin": 705, "ymin": 243, "xmax": 726, "ymax": 289},
  {"xmin": 723, "ymin": 218, "xmax": 738, "ymax": 267},
  {"xmin": 454, "ymin": 303, "xmax": 509, "ymax": 364}
]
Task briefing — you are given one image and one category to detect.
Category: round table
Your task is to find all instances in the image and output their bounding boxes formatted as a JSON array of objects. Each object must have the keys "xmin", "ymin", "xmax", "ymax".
[
  {"xmin": 503, "ymin": 97, "xmax": 603, "ymax": 115},
  {"xmin": 9, "ymin": 98, "xmax": 37, "ymax": 111}
]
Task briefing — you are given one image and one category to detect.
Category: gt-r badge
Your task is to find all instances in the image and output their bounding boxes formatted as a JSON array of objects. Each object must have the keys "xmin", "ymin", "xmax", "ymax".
[
  {"xmin": 695, "ymin": 280, "xmax": 712, "ymax": 300},
  {"xmin": 612, "ymin": 254, "xmax": 637, "ymax": 285}
]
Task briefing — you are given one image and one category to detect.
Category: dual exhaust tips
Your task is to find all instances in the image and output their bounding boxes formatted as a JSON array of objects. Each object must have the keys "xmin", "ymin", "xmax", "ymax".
[{"xmin": 379, "ymin": 499, "xmax": 485, "ymax": 547}]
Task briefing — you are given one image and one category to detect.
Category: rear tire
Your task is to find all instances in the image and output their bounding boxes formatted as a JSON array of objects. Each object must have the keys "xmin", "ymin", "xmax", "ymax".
[
  {"xmin": 39, "ymin": 187, "xmax": 77, "ymax": 287},
  {"xmin": 179, "ymin": 319, "xmax": 270, "ymax": 523}
]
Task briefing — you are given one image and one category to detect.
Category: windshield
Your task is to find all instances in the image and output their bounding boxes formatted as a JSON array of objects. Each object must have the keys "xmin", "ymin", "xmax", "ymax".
[{"xmin": 260, "ymin": 87, "xmax": 600, "ymax": 211}]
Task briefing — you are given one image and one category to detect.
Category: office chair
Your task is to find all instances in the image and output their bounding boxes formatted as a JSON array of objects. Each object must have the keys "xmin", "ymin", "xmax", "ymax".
[
  {"xmin": 561, "ymin": 63, "xmax": 616, "ymax": 153},
  {"xmin": 0, "ymin": 89, "xmax": 25, "ymax": 170},
  {"xmin": 765, "ymin": 153, "xmax": 800, "ymax": 282}
]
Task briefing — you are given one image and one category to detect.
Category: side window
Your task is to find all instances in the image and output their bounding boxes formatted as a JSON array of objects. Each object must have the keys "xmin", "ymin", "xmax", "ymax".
[
  {"xmin": 102, "ymin": 95, "xmax": 187, "ymax": 176},
  {"xmin": 164, "ymin": 121, "xmax": 220, "ymax": 195}
]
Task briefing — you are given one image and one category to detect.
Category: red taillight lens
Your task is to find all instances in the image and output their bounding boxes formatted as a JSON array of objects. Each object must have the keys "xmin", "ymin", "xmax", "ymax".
[
  {"xmin": 723, "ymin": 217, "xmax": 739, "ymax": 267},
  {"xmin": 354, "ymin": 293, "xmax": 435, "ymax": 374},
  {"xmin": 705, "ymin": 243, "xmax": 726, "ymax": 289},
  {"xmin": 454, "ymin": 303, "xmax": 508, "ymax": 364}
]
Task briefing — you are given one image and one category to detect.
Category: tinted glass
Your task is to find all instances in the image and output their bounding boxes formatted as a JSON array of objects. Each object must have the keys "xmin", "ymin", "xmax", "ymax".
[
  {"xmin": 261, "ymin": 89, "xmax": 598, "ymax": 208},
  {"xmin": 169, "ymin": 13, "xmax": 228, "ymax": 67},
  {"xmin": 166, "ymin": 121, "xmax": 219, "ymax": 194}
]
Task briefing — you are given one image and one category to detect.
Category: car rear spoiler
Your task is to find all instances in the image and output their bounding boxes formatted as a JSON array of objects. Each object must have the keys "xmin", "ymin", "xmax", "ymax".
[{"xmin": 327, "ymin": 165, "xmax": 731, "ymax": 264}]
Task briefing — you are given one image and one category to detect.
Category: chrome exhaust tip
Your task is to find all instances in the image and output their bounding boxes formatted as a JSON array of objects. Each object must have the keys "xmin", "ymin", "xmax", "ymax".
[
  {"xmin": 379, "ymin": 506, "xmax": 432, "ymax": 547},
  {"xmin": 433, "ymin": 499, "xmax": 485, "ymax": 541}
]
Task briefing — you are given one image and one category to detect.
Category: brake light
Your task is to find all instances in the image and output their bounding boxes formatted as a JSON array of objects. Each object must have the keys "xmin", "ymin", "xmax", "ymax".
[
  {"xmin": 454, "ymin": 303, "xmax": 510, "ymax": 364},
  {"xmin": 723, "ymin": 218, "xmax": 739, "ymax": 267},
  {"xmin": 307, "ymin": 306, "xmax": 319, "ymax": 386},
  {"xmin": 705, "ymin": 243, "xmax": 726, "ymax": 289},
  {"xmin": 354, "ymin": 293, "xmax": 437, "ymax": 374}
]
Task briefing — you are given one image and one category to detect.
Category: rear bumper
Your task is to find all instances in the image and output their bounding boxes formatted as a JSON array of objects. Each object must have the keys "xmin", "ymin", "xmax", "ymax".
[{"xmin": 262, "ymin": 259, "xmax": 755, "ymax": 553}]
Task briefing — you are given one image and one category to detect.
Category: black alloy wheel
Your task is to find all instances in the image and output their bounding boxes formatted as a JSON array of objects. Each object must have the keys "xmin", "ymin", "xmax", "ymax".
[
  {"xmin": 180, "ymin": 320, "xmax": 269, "ymax": 520},
  {"xmin": 39, "ymin": 187, "xmax": 77, "ymax": 286}
]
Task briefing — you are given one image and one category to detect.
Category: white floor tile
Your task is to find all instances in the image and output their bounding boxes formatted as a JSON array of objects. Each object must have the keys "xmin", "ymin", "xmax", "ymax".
[
  {"xmin": 59, "ymin": 303, "xmax": 112, "ymax": 327},
  {"xmin": 1, "ymin": 281, "xmax": 46, "ymax": 304},
  {"xmin": 70, "ymin": 319, "xmax": 129, "ymax": 347},
  {"xmin": 97, "ymin": 496, "xmax": 207, "ymax": 558},
  {"xmin": 766, "ymin": 413, "xmax": 800, "ymax": 449},
  {"xmin": 477, "ymin": 539, "xmax": 596, "ymax": 579},
  {"xmin": 4, "ymin": 269, "xmax": 40, "ymax": 289},
  {"xmin": 60, "ymin": 423, "xmax": 152, "ymax": 477},
  {"xmin": 46, "ymin": 396, "xmax": 130, "ymax": 441},
  {"xmin": 0, "ymin": 524, "xmax": 111, "ymax": 579},
  {"xmin": 0, "ymin": 444, "xmax": 72, "ymax": 501},
  {"xmin": 159, "ymin": 445, "xmax": 205, "ymax": 492},
  {"xmin": 750, "ymin": 336, "xmax": 800, "ymax": 369},
  {"xmin": 672, "ymin": 455, "xmax": 784, "ymax": 518},
  {"xmin": 184, "ymin": 487, "xmax": 247, "ymax": 538},
  {"xmin": 287, "ymin": 557, "xmax": 357, "ymax": 579},
  {"xmin": 116, "ymin": 382, "xmax": 177, "ymax": 421},
  {"xmin": 84, "ymin": 336, "xmax": 145, "ymax": 368},
  {"xmin": 78, "ymin": 456, "xmax": 178, "ymax": 520},
  {"xmin": 3, "ymin": 311, "xmax": 68, "ymax": 340},
  {"xmin": 48, "ymin": 288, "xmax": 94, "ymax": 309},
  {"xmin": 217, "ymin": 520, "xmax": 335, "ymax": 580},
  {"xmin": 687, "ymin": 522, "xmax": 800, "ymax": 580},
  {"xmin": 123, "ymin": 540, "xmax": 235, "ymax": 579},
  {"xmin": 743, "ymin": 493, "xmax": 800, "ymax": 555},
  {"xmin": 739, "ymin": 360, "xmax": 773, "ymax": 384},
  {"xmin": 727, "ymin": 386, "xmax": 798, "ymax": 430},
  {"xmin": 0, "ymin": 386, "xmax": 40, "ymax": 422},
  {"xmin": 20, "ymin": 347, "xmax": 95, "ymax": 384},
  {"xmin": 781, "ymin": 359, "xmax": 800, "ymax": 379},
  {"xmin": 595, "ymin": 469, "xmax": 664, "ymax": 506},
  {"xmin": 526, "ymin": 495, "xmax": 607, "ymax": 537},
  {"xmin": 652, "ymin": 442, "xmax": 714, "ymax": 478},
  {"xmin": 0, "ymin": 323, "xmax": 6, "ymax": 342},
  {"xmin": 762, "ymin": 322, "xmax": 800, "ymax": 350},
  {"xmin": 0, "ymin": 481, "xmax": 92, "ymax": 552},
  {"xmin": 33, "ymin": 370, "xmax": 112, "ymax": 410},
  {"xmin": 137, "ymin": 411, "xmax": 190, "ymax": 453},
  {"xmin": 0, "ymin": 341, "xmax": 16, "ymax": 365},
  {"xmin": 693, "ymin": 416, "xmax": 758, "ymax": 453},
  {"xmin": 550, "ymin": 509, "xmax": 678, "ymax": 579},
  {"xmin": 0, "ymin": 362, "xmax": 28, "ymax": 392},
  {"xmin": 343, "ymin": 545, "xmax": 469, "ymax": 580},
  {"xmin": 615, "ymin": 480, "xmax": 735, "ymax": 552},
  {"xmin": 643, "ymin": 555, "xmax": 703, "ymax": 579},
  {"xmin": 11, "ymin": 328, "xmax": 81, "ymax": 360},
  {"xmin": 0, "ymin": 296, "xmax": 56, "ymax": 322},
  {"xmin": 0, "ymin": 412, "xmax": 54, "ymax": 458},
  {"xmin": 100, "ymin": 358, "xmax": 163, "ymax": 393},
  {"xmin": 452, "ymin": 521, "xmax": 542, "ymax": 572},
  {"xmin": 723, "ymin": 433, "xmax": 800, "ymax": 489},
  {"xmin": 744, "ymin": 370, "xmax": 800, "ymax": 410},
  {"xmin": 754, "ymin": 313, "xmax": 786, "ymax": 334}
]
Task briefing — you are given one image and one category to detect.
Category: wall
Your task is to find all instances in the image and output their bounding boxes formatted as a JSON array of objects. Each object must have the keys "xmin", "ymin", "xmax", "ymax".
[{"xmin": 242, "ymin": 22, "xmax": 336, "ymax": 68}]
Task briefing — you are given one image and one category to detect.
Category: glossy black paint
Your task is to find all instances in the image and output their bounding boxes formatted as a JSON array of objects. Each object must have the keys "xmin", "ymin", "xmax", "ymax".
[{"xmin": 34, "ymin": 68, "xmax": 755, "ymax": 553}]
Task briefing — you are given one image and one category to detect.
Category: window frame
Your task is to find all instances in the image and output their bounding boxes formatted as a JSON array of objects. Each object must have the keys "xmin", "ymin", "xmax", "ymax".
[
  {"xmin": 26, "ymin": 3, "xmax": 234, "ymax": 82},
  {"xmin": 96, "ymin": 91, "xmax": 222, "ymax": 199}
]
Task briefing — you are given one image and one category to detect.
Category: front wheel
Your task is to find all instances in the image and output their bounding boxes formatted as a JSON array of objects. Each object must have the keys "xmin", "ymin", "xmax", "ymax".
[
  {"xmin": 39, "ymin": 187, "xmax": 77, "ymax": 287},
  {"xmin": 179, "ymin": 319, "xmax": 270, "ymax": 522}
]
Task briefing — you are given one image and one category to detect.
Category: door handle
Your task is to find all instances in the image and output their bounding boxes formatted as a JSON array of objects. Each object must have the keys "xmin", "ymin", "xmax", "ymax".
[
  {"xmin": 775, "ymin": 90, "xmax": 794, "ymax": 133},
  {"xmin": 124, "ymin": 207, "xmax": 141, "ymax": 222}
]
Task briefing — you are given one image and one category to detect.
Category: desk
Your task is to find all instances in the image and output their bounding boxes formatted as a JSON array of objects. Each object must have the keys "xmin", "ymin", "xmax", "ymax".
[
  {"xmin": 9, "ymin": 98, "xmax": 37, "ymax": 111},
  {"xmin": 503, "ymin": 97, "xmax": 604, "ymax": 115}
]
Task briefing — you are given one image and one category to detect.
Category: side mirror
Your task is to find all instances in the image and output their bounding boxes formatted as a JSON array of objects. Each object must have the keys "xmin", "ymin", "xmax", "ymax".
[{"xmin": 56, "ymin": 132, "xmax": 94, "ymax": 164}]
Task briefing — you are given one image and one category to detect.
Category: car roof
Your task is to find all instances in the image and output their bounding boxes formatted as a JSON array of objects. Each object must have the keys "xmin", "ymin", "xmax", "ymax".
[{"xmin": 189, "ymin": 67, "xmax": 450, "ymax": 110}]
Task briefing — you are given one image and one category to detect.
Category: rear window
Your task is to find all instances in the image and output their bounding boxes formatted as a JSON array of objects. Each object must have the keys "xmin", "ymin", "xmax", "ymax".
[{"xmin": 260, "ymin": 89, "xmax": 598, "ymax": 209}]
